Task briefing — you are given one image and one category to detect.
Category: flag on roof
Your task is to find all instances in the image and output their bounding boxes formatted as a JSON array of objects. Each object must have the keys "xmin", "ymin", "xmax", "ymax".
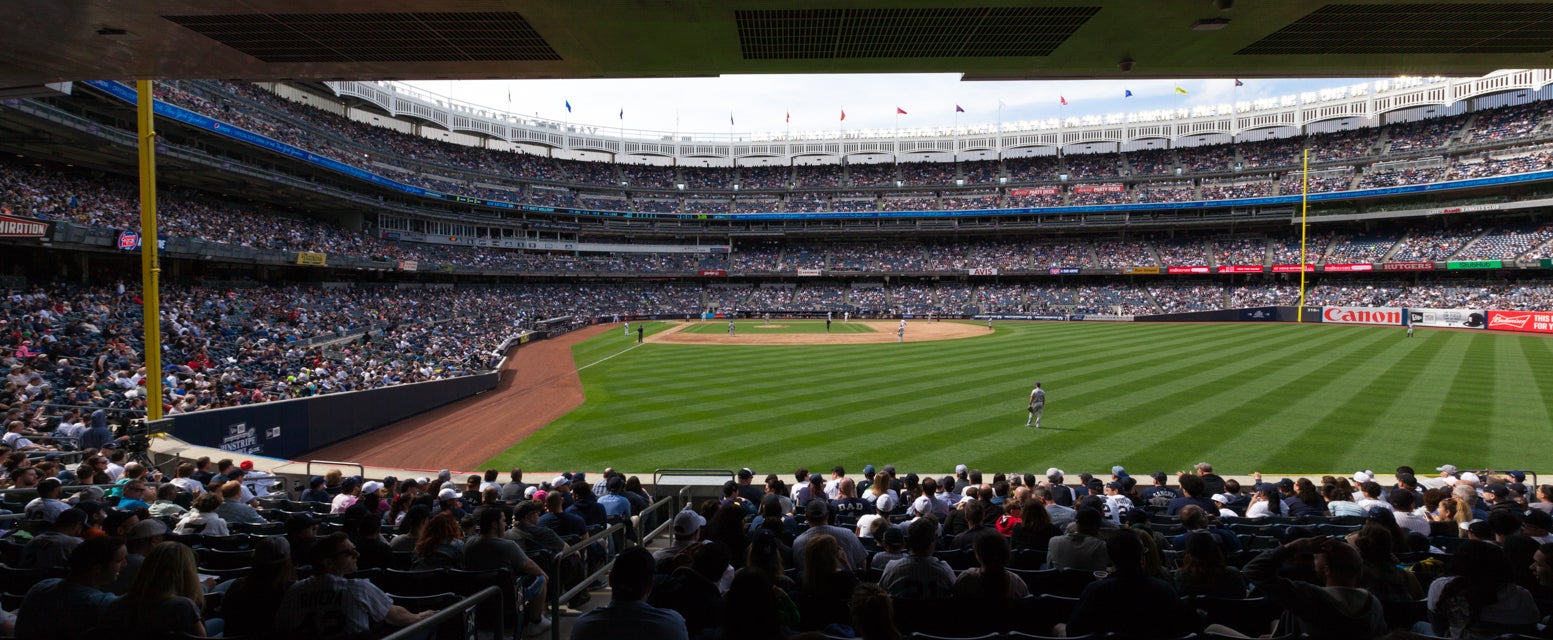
[
  {"xmin": 730, "ymin": 113, "xmax": 734, "ymax": 126},
  {"xmin": 619, "ymin": 108, "xmax": 624, "ymax": 119},
  {"xmin": 1174, "ymin": 86, "xmax": 1189, "ymax": 95},
  {"xmin": 1060, "ymin": 96, "xmax": 1068, "ymax": 106},
  {"xmin": 1124, "ymin": 90, "xmax": 1133, "ymax": 98},
  {"xmin": 785, "ymin": 111, "xmax": 790, "ymax": 123},
  {"xmin": 896, "ymin": 107, "xmax": 907, "ymax": 115},
  {"xmin": 1235, "ymin": 79, "xmax": 1244, "ymax": 87},
  {"xmin": 565, "ymin": 100, "xmax": 572, "ymax": 113},
  {"xmin": 840, "ymin": 109, "xmax": 846, "ymax": 121},
  {"xmin": 998, "ymin": 99, "xmax": 1007, "ymax": 110}
]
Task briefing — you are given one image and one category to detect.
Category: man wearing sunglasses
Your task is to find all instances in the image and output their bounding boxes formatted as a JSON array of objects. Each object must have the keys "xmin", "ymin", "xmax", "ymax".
[{"xmin": 278, "ymin": 532, "xmax": 435, "ymax": 637}]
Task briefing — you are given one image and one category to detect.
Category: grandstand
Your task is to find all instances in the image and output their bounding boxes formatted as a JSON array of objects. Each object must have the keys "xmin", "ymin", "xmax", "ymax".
[{"xmin": 9, "ymin": 7, "xmax": 1553, "ymax": 638}]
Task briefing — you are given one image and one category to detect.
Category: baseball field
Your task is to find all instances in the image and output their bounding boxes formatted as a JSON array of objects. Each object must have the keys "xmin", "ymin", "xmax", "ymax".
[{"xmin": 483, "ymin": 320, "xmax": 1553, "ymax": 476}]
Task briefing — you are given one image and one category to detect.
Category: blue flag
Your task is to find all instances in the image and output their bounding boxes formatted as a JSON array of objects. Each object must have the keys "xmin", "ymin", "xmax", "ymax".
[
  {"xmin": 730, "ymin": 113, "xmax": 735, "ymax": 126},
  {"xmin": 955, "ymin": 104, "xmax": 965, "ymax": 113},
  {"xmin": 564, "ymin": 100, "xmax": 572, "ymax": 113},
  {"xmin": 619, "ymin": 108, "xmax": 623, "ymax": 120},
  {"xmin": 1125, "ymin": 89, "xmax": 1133, "ymax": 98}
]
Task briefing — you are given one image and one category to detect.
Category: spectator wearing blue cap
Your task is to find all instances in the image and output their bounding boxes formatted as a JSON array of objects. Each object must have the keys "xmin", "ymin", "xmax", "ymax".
[{"xmin": 302, "ymin": 476, "xmax": 331, "ymax": 503}]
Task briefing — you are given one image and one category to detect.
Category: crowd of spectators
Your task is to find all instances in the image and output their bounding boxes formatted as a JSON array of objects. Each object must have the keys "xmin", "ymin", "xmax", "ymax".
[
  {"xmin": 1466, "ymin": 101, "xmax": 1549, "ymax": 144},
  {"xmin": 1389, "ymin": 227, "xmax": 1485, "ymax": 262},
  {"xmin": 1124, "ymin": 149, "xmax": 1177, "ymax": 176},
  {"xmin": 1177, "ymin": 145, "xmax": 1235, "ymax": 173},
  {"xmin": 1063, "ymin": 154, "xmax": 1121, "ymax": 179},
  {"xmin": 1213, "ymin": 237, "xmax": 1269, "ymax": 267},
  {"xmin": 1004, "ymin": 156, "xmax": 1061, "ymax": 183},
  {"xmin": 1238, "ymin": 137, "xmax": 1304, "ymax": 170},
  {"xmin": 1200, "ymin": 180, "xmax": 1273, "ymax": 200},
  {"xmin": 1387, "ymin": 115, "xmax": 1470, "ymax": 153},
  {"xmin": 1454, "ymin": 225, "xmax": 1553, "ymax": 261},
  {"xmin": 846, "ymin": 164, "xmax": 896, "ymax": 188},
  {"xmin": 897, "ymin": 161, "xmax": 957, "ymax": 186}
]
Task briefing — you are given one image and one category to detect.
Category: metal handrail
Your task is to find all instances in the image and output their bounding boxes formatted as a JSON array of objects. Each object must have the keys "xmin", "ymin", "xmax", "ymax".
[
  {"xmin": 305, "ymin": 460, "xmax": 366, "ymax": 484},
  {"xmin": 379, "ymin": 585, "xmax": 501, "ymax": 640},
  {"xmin": 635, "ymin": 492, "xmax": 681, "ymax": 547},
  {"xmin": 549, "ymin": 520, "xmax": 627, "ymax": 640}
]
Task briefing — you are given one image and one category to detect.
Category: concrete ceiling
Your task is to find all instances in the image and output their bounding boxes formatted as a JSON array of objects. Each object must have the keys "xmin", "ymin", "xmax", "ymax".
[{"xmin": 6, "ymin": 1, "xmax": 1553, "ymax": 88}]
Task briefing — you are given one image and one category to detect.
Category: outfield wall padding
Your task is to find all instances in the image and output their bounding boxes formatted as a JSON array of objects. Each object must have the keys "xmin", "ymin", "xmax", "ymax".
[
  {"xmin": 155, "ymin": 371, "xmax": 501, "ymax": 459},
  {"xmin": 1135, "ymin": 306, "xmax": 1321, "ymax": 323},
  {"xmin": 153, "ymin": 332, "xmax": 543, "ymax": 459}
]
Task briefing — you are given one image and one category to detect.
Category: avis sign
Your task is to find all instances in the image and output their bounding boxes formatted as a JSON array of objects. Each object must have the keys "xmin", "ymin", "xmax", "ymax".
[
  {"xmin": 1486, "ymin": 310, "xmax": 1553, "ymax": 334},
  {"xmin": 1322, "ymin": 306, "xmax": 1404, "ymax": 326}
]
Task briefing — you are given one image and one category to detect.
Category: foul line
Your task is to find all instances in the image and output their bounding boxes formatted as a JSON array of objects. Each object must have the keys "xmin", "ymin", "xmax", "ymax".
[{"xmin": 577, "ymin": 342, "xmax": 645, "ymax": 372}]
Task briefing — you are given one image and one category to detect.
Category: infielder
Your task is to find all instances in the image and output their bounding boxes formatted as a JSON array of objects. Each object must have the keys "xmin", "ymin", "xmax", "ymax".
[
  {"xmin": 728, "ymin": 320, "xmax": 736, "ymax": 337},
  {"xmin": 623, "ymin": 321, "xmax": 630, "ymax": 336},
  {"xmin": 1026, "ymin": 382, "xmax": 1045, "ymax": 428},
  {"xmin": 897, "ymin": 324, "xmax": 904, "ymax": 343}
]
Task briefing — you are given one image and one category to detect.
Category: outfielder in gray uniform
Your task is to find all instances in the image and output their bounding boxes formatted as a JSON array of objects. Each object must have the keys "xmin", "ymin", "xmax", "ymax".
[{"xmin": 1027, "ymin": 382, "xmax": 1045, "ymax": 428}]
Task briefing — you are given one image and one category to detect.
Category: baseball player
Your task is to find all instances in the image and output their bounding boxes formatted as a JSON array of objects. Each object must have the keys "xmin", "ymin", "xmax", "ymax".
[
  {"xmin": 728, "ymin": 320, "xmax": 735, "ymax": 337},
  {"xmin": 1027, "ymin": 382, "xmax": 1045, "ymax": 428}
]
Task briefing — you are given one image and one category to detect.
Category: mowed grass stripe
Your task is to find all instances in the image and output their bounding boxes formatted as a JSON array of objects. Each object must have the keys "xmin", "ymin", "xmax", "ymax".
[
  {"xmin": 1068, "ymin": 324, "xmax": 1385, "ymax": 469},
  {"xmin": 1481, "ymin": 335, "xmax": 1552, "ymax": 468},
  {"xmin": 1028, "ymin": 325, "xmax": 1378, "ymax": 470},
  {"xmin": 1414, "ymin": 332, "xmax": 1496, "ymax": 468},
  {"xmin": 484, "ymin": 323, "xmax": 1553, "ymax": 473}
]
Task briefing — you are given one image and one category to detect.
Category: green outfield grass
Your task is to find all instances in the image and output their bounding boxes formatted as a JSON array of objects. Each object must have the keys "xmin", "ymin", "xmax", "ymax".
[
  {"xmin": 484, "ymin": 321, "xmax": 1553, "ymax": 475},
  {"xmin": 679, "ymin": 319, "xmax": 876, "ymax": 334}
]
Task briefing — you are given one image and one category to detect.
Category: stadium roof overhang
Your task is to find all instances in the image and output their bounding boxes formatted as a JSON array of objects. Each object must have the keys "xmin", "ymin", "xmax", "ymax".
[{"xmin": 9, "ymin": 1, "xmax": 1553, "ymax": 89}]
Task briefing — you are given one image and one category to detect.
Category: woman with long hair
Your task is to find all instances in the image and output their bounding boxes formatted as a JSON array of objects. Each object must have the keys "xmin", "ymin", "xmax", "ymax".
[
  {"xmin": 1174, "ymin": 531, "xmax": 1246, "ymax": 598},
  {"xmin": 1428, "ymin": 540, "xmax": 1538, "ymax": 638},
  {"xmin": 1353, "ymin": 522, "xmax": 1423, "ymax": 602},
  {"xmin": 799, "ymin": 534, "xmax": 859, "ymax": 630},
  {"xmin": 391, "ymin": 503, "xmax": 432, "ymax": 552},
  {"xmin": 412, "ymin": 510, "xmax": 464, "ymax": 569},
  {"xmin": 1010, "ymin": 499, "xmax": 1060, "ymax": 551},
  {"xmin": 954, "ymin": 529, "xmax": 1027, "ymax": 599},
  {"xmin": 1244, "ymin": 487, "xmax": 1285, "ymax": 518},
  {"xmin": 221, "ymin": 536, "xmax": 297, "ymax": 636},
  {"xmin": 851, "ymin": 583, "xmax": 902, "ymax": 640},
  {"xmin": 1324, "ymin": 484, "xmax": 1366, "ymax": 517},
  {"xmin": 175, "ymin": 492, "xmax": 229, "ymax": 536},
  {"xmin": 704, "ymin": 503, "xmax": 751, "ymax": 570},
  {"xmin": 747, "ymin": 529, "xmax": 796, "ymax": 593},
  {"xmin": 1287, "ymin": 478, "xmax": 1328, "ymax": 517},
  {"xmin": 104, "ymin": 542, "xmax": 207, "ymax": 638}
]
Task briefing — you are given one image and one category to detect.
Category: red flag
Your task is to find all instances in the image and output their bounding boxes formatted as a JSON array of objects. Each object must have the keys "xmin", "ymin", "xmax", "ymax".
[
  {"xmin": 785, "ymin": 111, "xmax": 790, "ymax": 123},
  {"xmin": 896, "ymin": 107, "xmax": 907, "ymax": 115},
  {"xmin": 840, "ymin": 109, "xmax": 846, "ymax": 121},
  {"xmin": 1060, "ymin": 96, "xmax": 1068, "ymax": 106}
]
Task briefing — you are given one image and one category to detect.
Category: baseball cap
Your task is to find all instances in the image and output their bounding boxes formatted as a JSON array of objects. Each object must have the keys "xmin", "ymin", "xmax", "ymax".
[
  {"xmin": 309, "ymin": 476, "xmax": 326, "ymax": 487},
  {"xmin": 285, "ymin": 513, "xmax": 317, "ymax": 534},
  {"xmin": 524, "ymin": 486, "xmax": 538, "ymax": 499},
  {"xmin": 1508, "ymin": 470, "xmax": 1528, "ymax": 482},
  {"xmin": 533, "ymin": 490, "xmax": 548, "ymax": 504},
  {"xmin": 861, "ymin": 465, "xmax": 875, "ymax": 478},
  {"xmin": 362, "ymin": 481, "xmax": 383, "ymax": 495},
  {"xmin": 606, "ymin": 476, "xmax": 624, "ymax": 492},
  {"xmin": 1046, "ymin": 468, "xmax": 1064, "ymax": 480},
  {"xmin": 1459, "ymin": 472, "xmax": 1481, "ymax": 485},
  {"xmin": 805, "ymin": 500, "xmax": 830, "ymax": 520},
  {"xmin": 1106, "ymin": 481, "xmax": 1126, "ymax": 491},
  {"xmin": 1525, "ymin": 509, "xmax": 1553, "ymax": 530},
  {"xmin": 1277, "ymin": 478, "xmax": 1295, "ymax": 490},
  {"xmin": 240, "ymin": 460, "xmax": 254, "ymax": 471},
  {"xmin": 1211, "ymin": 493, "xmax": 1232, "ymax": 504},
  {"xmin": 1437, "ymin": 464, "xmax": 1459, "ymax": 475},
  {"xmin": 1366, "ymin": 507, "xmax": 1396, "ymax": 525},
  {"xmin": 128, "ymin": 519, "xmax": 168, "ymax": 540},
  {"xmin": 1485, "ymin": 484, "xmax": 1509, "ymax": 498},
  {"xmin": 954, "ymin": 464, "xmax": 968, "ymax": 475},
  {"xmin": 673, "ymin": 509, "xmax": 706, "ymax": 536},
  {"xmin": 876, "ymin": 493, "xmax": 899, "ymax": 513},
  {"xmin": 911, "ymin": 495, "xmax": 934, "ymax": 516},
  {"xmin": 437, "ymin": 487, "xmax": 458, "ymax": 500},
  {"xmin": 881, "ymin": 526, "xmax": 905, "ymax": 547},
  {"xmin": 1353, "ymin": 470, "xmax": 1374, "ymax": 484},
  {"xmin": 551, "ymin": 475, "xmax": 571, "ymax": 487},
  {"xmin": 1111, "ymin": 465, "xmax": 1128, "ymax": 477},
  {"xmin": 737, "ymin": 468, "xmax": 753, "ymax": 480},
  {"xmin": 437, "ymin": 469, "xmax": 452, "ymax": 481}
]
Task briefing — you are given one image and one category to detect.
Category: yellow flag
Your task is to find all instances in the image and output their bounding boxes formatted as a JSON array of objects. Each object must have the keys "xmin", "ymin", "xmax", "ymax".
[{"xmin": 1174, "ymin": 86, "xmax": 1189, "ymax": 95}]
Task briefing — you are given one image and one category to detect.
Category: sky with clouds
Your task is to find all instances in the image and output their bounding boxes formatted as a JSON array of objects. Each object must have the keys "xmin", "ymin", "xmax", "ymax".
[{"xmin": 405, "ymin": 74, "xmax": 1381, "ymax": 138}]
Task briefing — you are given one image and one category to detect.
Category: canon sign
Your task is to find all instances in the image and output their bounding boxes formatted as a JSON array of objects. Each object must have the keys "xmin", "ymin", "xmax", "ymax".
[{"xmin": 1322, "ymin": 306, "xmax": 1404, "ymax": 326}]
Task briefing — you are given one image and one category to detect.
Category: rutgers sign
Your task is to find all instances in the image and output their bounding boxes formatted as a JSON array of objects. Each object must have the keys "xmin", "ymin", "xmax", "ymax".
[{"xmin": 1322, "ymin": 306, "xmax": 1404, "ymax": 326}]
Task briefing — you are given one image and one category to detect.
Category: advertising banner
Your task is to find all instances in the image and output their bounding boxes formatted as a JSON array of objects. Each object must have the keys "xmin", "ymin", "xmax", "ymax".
[
  {"xmin": 397, "ymin": 260, "xmax": 418, "ymax": 271},
  {"xmin": 1382, "ymin": 261, "xmax": 1435, "ymax": 272},
  {"xmin": 796, "ymin": 268, "xmax": 822, "ymax": 276},
  {"xmin": 1217, "ymin": 265, "xmax": 1265, "ymax": 273},
  {"xmin": 1409, "ymin": 308, "xmax": 1485, "ymax": 329},
  {"xmin": 1069, "ymin": 314, "xmax": 1134, "ymax": 322},
  {"xmin": 0, "ymin": 214, "xmax": 48, "ymax": 238},
  {"xmin": 1009, "ymin": 187, "xmax": 1060, "ymax": 196},
  {"xmin": 1125, "ymin": 266, "xmax": 1161, "ymax": 275},
  {"xmin": 1271, "ymin": 264, "xmax": 1316, "ymax": 273},
  {"xmin": 1447, "ymin": 260, "xmax": 1503, "ymax": 270},
  {"xmin": 1486, "ymin": 310, "xmax": 1553, "ymax": 334},
  {"xmin": 1239, "ymin": 308, "xmax": 1279, "ymax": 322},
  {"xmin": 968, "ymin": 268, "xmax": 999, "ymax": 276},
  {"xmin": 698, "ymin": 269, "xmax": 727, "ymax": 277},
  {"xmin": 296, "ymin": 252, "xmax": 327, "ymax": 266},
  {"xmin": 1167, "ymin": 266, "xmax": 1211, "ymax": 274},
  {"xmin": 116, "ymin": 231, "xmax": 166, "ymax": 251},
  {"xmin": 1323, "ymin": 263, "xmax": 1374, "ymax": 272},
  {"xmin": 1048, "ymin": 267, "xmax": 1081, "ymax": 275},
  {"xmin": 1322, "ymin": 306, "xmax": 1404, "ymax": 326},
  {"xmin": 1072, "ymin": 184, "xmax": 1126, "ymax": 194},
  {"xmin": 1542, "ymin": 259, "xmax": 1552, "ymax": 268}
]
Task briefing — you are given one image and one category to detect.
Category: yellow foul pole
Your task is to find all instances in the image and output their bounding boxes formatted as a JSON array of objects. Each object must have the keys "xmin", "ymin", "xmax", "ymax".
[
  {"xmin": 1297, "ymin": 148, "xmax": 1309, "ymax": 322},
  {"xmin": 136, "ymin": 80, "xmax": 163, "ymax": 420}
]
